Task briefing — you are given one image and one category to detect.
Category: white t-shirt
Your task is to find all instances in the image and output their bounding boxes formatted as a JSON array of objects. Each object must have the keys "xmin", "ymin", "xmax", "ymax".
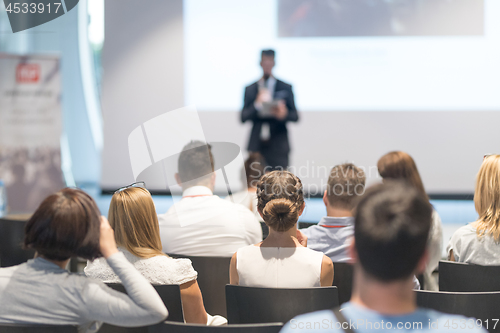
[
  {"xmin": 447, "ymin": 223, "xmax": 500, "ymax": 265},
  {"xmin": 85, "ymin": 248, "xmax": 197, "ymax": 285},
  {"xmin": 159, "ymin": 186, "xmax": 263, "ymax": 257},
  {"xmin": 236, "ymin": 245, "xmax": 324, "ymax": 288}
]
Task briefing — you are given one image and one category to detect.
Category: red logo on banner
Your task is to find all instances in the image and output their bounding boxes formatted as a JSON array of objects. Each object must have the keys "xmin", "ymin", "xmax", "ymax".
[{"xmin": 16, "ymin": 64, "xmax": 40, "ymax": 83}]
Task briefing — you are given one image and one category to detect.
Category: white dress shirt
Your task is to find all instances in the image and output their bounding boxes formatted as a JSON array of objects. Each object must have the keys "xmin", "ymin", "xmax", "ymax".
[
  {"xmin": 158, "ymin": 186, "xmax": 263, "ymax": 257},
  {"xmin": 254, "ymin": 76, "xmax": 277, "ymax": 141}
]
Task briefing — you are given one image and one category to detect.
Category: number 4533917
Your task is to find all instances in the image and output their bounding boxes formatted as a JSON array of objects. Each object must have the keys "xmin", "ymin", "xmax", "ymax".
[{"xmin": 5, "ymin": 2, "xmax": 62, "ymax": 14}]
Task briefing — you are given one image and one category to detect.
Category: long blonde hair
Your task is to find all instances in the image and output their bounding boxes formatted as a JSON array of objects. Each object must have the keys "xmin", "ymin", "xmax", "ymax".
[
  {"xmin": 475, "ymin": 155, "xmax": 500, "ymax": 241},
  {"xmin": 108, "ymin": 187, "xmax": 165, "ymax": 258}
]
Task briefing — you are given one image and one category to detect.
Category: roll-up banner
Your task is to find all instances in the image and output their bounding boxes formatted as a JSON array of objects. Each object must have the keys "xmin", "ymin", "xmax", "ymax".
[{"xmin": 0, "ymin": 53, "xmax": 65, "ymax": 214}]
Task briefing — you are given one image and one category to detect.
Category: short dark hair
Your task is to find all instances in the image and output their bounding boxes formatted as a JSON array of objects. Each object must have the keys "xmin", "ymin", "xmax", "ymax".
[
  {"xmin": 178, "ymin": 141, "xmax": 214, "ymax": 184},
  {"xmin": 261, "ymin": 49, "xmax": 275, "ymax": 58},
  {"xmin": 326, "ymin": 163, "xmax": 366, "ymax": 210},
  {"xmin": 354, "ymin": 181, "xmax": 432, "ymax": 282},
  {"xmin": 244, "ymin": 153, "xmax": 266, "ymax": 188},
  {"xmin": 24, "ymin": 188, "xmax": 101, "ymax": 261}
]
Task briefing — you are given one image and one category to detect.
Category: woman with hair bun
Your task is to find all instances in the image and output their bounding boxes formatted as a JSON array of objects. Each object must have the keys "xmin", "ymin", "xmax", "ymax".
[{"xmin": 230, "ymin": 170, "xmax": 334, "ymax": 287}]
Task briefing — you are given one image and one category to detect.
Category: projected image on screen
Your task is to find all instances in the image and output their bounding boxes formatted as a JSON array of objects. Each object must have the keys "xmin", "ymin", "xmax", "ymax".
[
  {"xmin": 278, "ymin": 0, "xmax": 484, "ymax": 37},
  {"xmin": 184, "ymin": 0, "xmax": 500, "ymax": 111}
]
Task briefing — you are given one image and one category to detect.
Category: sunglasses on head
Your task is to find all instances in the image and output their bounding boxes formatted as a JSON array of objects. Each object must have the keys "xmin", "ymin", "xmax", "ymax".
[{"xmin": 114, "ymin": 181, "xmax": 146, "ymax": 194}]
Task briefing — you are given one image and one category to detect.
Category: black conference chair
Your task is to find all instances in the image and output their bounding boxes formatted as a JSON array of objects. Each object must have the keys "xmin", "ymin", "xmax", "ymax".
[
  {"xmin": 98, "ymin": 283, "xmax": 184, "ymax": 333},
  {"xmin": 260, "ymin": 222, "xmax": 269, "ymax": 239},
  {"xmin": 416, "ymin": 290, "xmax": 500, "ymax": 333},
  {"xmin": 0, "ymin": 218, "xmax": 35, "ymax": 267},
  {"xmin": 332, "ymin": 262, "xmax": 353, "ymax": 305},
  {"xmin": 226, "ymin": 285, "xmax": 339, "ymax": 324},
  {"xmin": 149, "ymin": 321, "xmax": 283, "ymax": 333},
  {"xmin": 169, "ymin": 254, "xmax": 231, "ymax": 317},
  {"xmin": 0, "ymin": 218, "xmax": 79, "ymax": 271},
  {"xmin": 298, "ymin": 221, "xmax": 315, "ymax": 229},
  {"xmin": 0, "ymin": 324, "xmax": 77, "ymax": 333},
  {"xmin": 439, "ymin": 260, "xmax": 500, "ymax": 292}
]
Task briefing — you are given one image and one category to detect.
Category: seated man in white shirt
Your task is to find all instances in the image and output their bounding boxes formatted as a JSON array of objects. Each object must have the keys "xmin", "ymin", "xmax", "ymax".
[
  {"xmin": 301, "ymin": 163, "xmax": 365, "ymax": 262},
  {"xmin": 158, "ymin": 141, "xmax": 262, "ymax": 257}
]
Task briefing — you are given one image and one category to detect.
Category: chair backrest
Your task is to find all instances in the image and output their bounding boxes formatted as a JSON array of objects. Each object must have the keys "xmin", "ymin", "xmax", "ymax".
[
  {"xmin": 0, "ymin": 218, "xmax": 35, "ymax": 267},
  {"xmin": 0, "ymin": 324, "xmax": 77, "ymax": 333},
  {"xmin": 439, "ymin": 260, "xmax": 500, "ymax": 292},
  {"xmin": 416, "ymin": 290, "xmax": 500, "ymax": 333},
  {"xmin": 297, "ymin": 222, "xmax": 315, "ymax": 229},
  {"xmin": 260, "ymin": 222, "xmax": 269, "ymax": 240},
  {"xmin": 332, "ymin": 262, "xmax": 353, "ymax": 305},
  {"xmin": 98, "ymin": 283, "xmax": 184, "ymax": 333},
  {"xmin": 149, "ymin": 321, "xmax": 283, "ymax": 333},
  {"xmin": 169, "ymin": 254, "xmax": 231, "ymax": 317},
  {"xmin": 225, "ymin": 285, "xmax": 339, "ymax": 324}
]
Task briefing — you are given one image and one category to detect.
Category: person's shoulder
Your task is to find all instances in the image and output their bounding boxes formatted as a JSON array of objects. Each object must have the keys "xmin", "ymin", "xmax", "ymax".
[
  {"xmin": 237, "ymin": 244, "xmax": 259, "ymax": 255},
  {"xmin": 300, "ymin": 224, "xmax": 322, "ymax": 237},
  {"xmin": 141, "ymin": 255, "xmax": 198, "ymax": 284},
  {"xmin": 245, "ymin": 81, "xmax": 259, "ymax": 90},
  {"xmin": 84, "ymin": 257, "xmax": 109, "ymax": 276},
  {"xmin": 281, "ymin": 310, "xmax": 337, "ymax": 332},
  {"xmin": 276, "ymin": 78, "xmax": 292, "ymax": 89},
  {"xmin": 452, "ymin": 223, "xmax": 477, "ymax": 239},
  {"xmin": 226, "ymin": 200, "xmax": 259, "ymax": 220}
]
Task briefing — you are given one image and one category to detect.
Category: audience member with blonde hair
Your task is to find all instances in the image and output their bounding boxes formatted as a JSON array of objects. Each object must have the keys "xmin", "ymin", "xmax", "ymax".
[
  {"xmin": 85, "ymin": 185, "xmax": 225, "ymax": 325},
  {"xmin": 378, "ymin": 151, "xmax": 443, "ymax": 290},
  {"xmin": 230, "ymin": 170, "xmax": 334, "ymax": 287},
  {"xmin": 448, "ymin": 154, "xmax": 500, "ymax": 265}
]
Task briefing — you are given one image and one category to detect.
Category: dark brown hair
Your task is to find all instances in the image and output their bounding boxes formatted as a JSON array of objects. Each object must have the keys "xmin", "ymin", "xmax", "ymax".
[
  {"xmin": 377, "ymin": 151, "xmax": 429, "ymax": 202},
  {"xmin": 244, "ymin": 152, "xmax": 266, "ymax": 188},
  {"xmin": 24, "ymin": 188, "xmax": 101, "ymax": 261},
  {"xmin": 355, "ymin": 181, "xmax": 432, "ymax": 281},
  {"xmin": 326, "ymin": 163, "xmax": 366, "ymax": 210},
  {"xmin": 257, "ymin": 170, "xmax": 304, "ymax": 232},
  {"xmin": 178, "ymin": 141, "xmax": 214, "ymax": 184}
]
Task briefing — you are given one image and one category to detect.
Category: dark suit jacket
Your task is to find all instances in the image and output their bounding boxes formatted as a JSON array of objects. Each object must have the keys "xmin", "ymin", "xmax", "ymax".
[{"xmin": 241, "ymin": 79, "xmax": 298, "ymax": 154}]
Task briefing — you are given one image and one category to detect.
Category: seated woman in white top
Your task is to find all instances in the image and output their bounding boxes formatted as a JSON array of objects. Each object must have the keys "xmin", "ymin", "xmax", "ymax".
[
  {"xmin": 230, "ymin": 170, "xmax": 334, "ymax": 287},
  {"xmin": 85, "ymin": 186, "xmax": 222, "ymax": 325},
  {"xmin": 0, "ymin": 188, "xmax": 167, "ymax": 333},
  {"xmin": 448, "ymin": 154, "xmax": 500, "ymax": 265},
  {"xmin": 378, "ymin": 151, "xmax": 443, "ymax": 291}
]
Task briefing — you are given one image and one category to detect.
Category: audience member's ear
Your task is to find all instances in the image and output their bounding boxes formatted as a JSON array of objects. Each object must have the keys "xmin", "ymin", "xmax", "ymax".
[
  {"xmin": 175, "ymin": 173, "xmax": 182, "ymax": 186},
  {"xmin": 415, "ymin": 249, "xmax": 429, "ymax": 275},
  {"xmin": 347, "ymin": 237, "xmax": 358, "ymax": 264},
  {"xmin": 323, "ymin": 190, "xmax": 329, "ymax": 207},
  {"xmin": 298, "ymin": 202, "xmax": 305, "ymax": 216}
]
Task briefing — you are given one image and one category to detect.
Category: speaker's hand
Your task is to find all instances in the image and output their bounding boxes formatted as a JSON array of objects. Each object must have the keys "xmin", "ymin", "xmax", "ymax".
[{"xmin": 272, "ymin": 100, "xmax": 288, "ymax": 120}]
